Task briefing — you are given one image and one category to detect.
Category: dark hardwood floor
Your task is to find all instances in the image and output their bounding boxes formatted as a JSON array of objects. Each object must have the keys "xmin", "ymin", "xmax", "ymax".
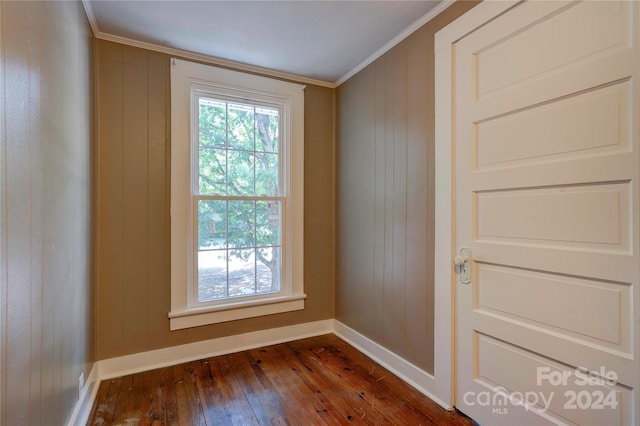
[{"xmin": 87, "ymin": 334, "xmax": 475, "ymax": 425}]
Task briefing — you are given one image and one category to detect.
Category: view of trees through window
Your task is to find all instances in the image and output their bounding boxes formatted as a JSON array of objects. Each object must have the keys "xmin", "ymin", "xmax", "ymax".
[{"xmin": 196, "ymin": 95, "xmax": 282, "ymax": 302}]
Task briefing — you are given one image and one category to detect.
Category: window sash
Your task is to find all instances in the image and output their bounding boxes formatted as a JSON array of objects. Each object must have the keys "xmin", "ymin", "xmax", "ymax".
[
  {"xmin": 191, "ymin": 194, "xmax": 287, "ymax": 308},
  {"xmin": 192, "ymin": 92, "xmax": 285, "ymax": 197},
  {"xmin": 190, "ymin": 91, "xmax": 286, "ymax": 308}
]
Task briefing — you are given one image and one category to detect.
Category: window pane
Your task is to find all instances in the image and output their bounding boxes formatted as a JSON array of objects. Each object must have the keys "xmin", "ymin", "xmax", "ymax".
[
  {"xmin": 257, "ymin": 247, "xmax": 281, "ymax": 294},
  {"xmin": 227, "ymin": 150, "xmax": 254, "ymax": 196},
  {"xmin": 199, "ymin": 97, "xmax": 227, "ymax": 148},
  {"xmin": 255, "ymin": 152, "xmax": 279, "ymax": 196},
  {"xmin": 228, "ymin": 249, "xmax": 256, "ymax": 297},
  {"xmin": 199, "ymin": 148, "xmax": 226, "ymax": 195},
  {"xmin": 198, "ymin": 250, "xmax": 227, "ymax": 302},
  {"xmin": 256, "ymin": 201, "xmax": 281, "ymax": 246},
  {"xmin": 228, "ymin": 103, "xmax": 254, "ymax": 150},
  {"xmin": 227, "ymin": 200, "xmax": 255, "ymax": 248},
  {"xmin": 198, "ymin": 200, "xmax": 226, "ymax": 250},
  {"xmin": 256, "ymin": 108, "xmax": 278, "ymax": 153}
]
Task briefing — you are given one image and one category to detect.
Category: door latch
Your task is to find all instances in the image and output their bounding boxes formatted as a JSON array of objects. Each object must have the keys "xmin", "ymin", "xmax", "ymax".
[{"xmin": 454, "ymin": 248, "xmax": 471, "ymax": 284}]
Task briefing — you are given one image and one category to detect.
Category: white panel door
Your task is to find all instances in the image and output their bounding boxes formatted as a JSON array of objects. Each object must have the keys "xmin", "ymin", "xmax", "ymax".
[{"xmin": 452, "ymin": 1, "xmax": 639, "ymax": 425}]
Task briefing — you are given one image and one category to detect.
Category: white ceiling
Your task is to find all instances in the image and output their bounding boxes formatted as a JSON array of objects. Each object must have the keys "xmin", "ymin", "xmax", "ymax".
[{"xmin": 85, "ymin": 1, "xmax": 446, "ymax": 86}]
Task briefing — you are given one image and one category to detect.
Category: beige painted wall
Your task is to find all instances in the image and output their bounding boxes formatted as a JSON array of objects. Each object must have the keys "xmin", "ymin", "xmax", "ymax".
[
  {"xmin": 0, "ymin": 1, "xmax": 95, "ymax": 424},
  {"xmin": 95, "ymin": 40, "xmax": 335, "ymax": 359},
  {"xmin": 336, "ymin": 1, "xmax": 478, "ymax": 373}
]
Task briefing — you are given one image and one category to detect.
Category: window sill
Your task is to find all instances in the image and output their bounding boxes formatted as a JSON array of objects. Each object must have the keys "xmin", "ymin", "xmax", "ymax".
[{"xmin": 168, "ymin": 293, "xmax": 307, "ymax": 330}]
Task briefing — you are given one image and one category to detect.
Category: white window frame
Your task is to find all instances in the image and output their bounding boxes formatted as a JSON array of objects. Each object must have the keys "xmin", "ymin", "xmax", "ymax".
[{"xmin": 170, "ymin": 58, "xmax": 305, "ymax": 330}]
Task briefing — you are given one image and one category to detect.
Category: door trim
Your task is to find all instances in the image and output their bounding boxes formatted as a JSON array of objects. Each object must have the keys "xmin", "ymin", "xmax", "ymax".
[{"xmin": 433, "ymin": 0, "xmax": 519, "ymax": 407}]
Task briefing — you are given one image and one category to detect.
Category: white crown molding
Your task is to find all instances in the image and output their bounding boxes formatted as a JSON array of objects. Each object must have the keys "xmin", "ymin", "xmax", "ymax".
[
  {"xmin": 80, "ymin": 0, "xmax": 336, "ymax": 89},
  {"xmin": 82, "ymin": 0, "xmax": 454, "ymax": 89},
  {"xmin": 334, "ymin": 0, "xmax": 455, "ymax": 86},
  {"xmin": 99, "ymin": 32, "xmax": 337, "ymax": 88},
  {"xmin": 81, "ymin": 0, "xmax": 99, "ymax": 37}
]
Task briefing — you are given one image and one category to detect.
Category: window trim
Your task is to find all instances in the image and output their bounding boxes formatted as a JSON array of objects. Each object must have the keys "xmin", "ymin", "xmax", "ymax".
[{"xmin": 170, "ymin": 58, "xmax": 305, "ymax": 330}]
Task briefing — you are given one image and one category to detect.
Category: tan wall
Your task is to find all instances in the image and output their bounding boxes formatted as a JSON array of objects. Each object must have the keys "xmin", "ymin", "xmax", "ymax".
[
  {"xmin": 335, "ymin": 1, "xmax": 478, "ymax": 373},
  {"xmin": 0, "ymin": 1, "xmax": 95, "ymax": 424},
  {"xmin": 95, "ymin": 40, "xmax": 335, "ymax": 359}
]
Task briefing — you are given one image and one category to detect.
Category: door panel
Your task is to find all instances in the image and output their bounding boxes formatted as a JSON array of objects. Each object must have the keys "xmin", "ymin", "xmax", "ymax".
[
  {"xmin": 476, "ymin": 263, "xmax": 631, "ymax": 350},
  {"xmin": 476, "ymin": 335, "xmax": 632, "ymax": 425},
  {"xmin": 453, "ymin": 1, "xmax": 639, "ymax": 424},
  {"xmin": 475, "ymin": 81, "xmax": 631, "ymax": 170},
  {"xmin": 476, "ymin": 183, "xmax": 630, "ymax": 250},
  {"xmin": 475, "ymin": 1, "xmax": 630, "ymax": 98}
]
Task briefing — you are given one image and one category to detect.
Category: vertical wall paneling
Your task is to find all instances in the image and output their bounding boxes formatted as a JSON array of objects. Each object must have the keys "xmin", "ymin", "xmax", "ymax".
[
  {"xmin": 97, "ymin": 49, "xmax": 124, "ymax": 357},
  {"xmin": 382, "ymin": 53, "xmax": 396, "ymax": 349},
  {"xmin": 95, "ymin": 41, "xmax": 335, "ymax": 359},
  {"xmin": 0, "ymin": 2, "xmax": 95, "ymax": 424},
  {"xmin": 5, "ymin": 4, "xmax": 31, "ymax": 421},
  {"xmin": 0, "ymin": 0, "xmax": 4, "ymax": 420},
  {"xmin": 27, "ymin": 4, "xmax": 43, "ymax": 424},
  {"xmin": 122, "ymin": 51, "xmax": 150, "ymax": 354},
  {"xmin": 146, "ymin": 53, "xmax": 170, "ymax": 347},
  {"xmin": 422, "ymin": 20, "xmax": 437, "ymax": 361},
  {"xmin": 336, "ymin": 1, "xmax": 479, "ymax": 373},
  {"xmin": 302, "ymin": 84, "xmax": 336, "ymax": 324},
  {"xmin": 335, "ymin": 65, "xmax": 375, "ymax": 333},
  {"xmin": 405, "ymin": 25, "xmax": 431, "ymax": 363},
  {"xmin": 39, "ymin": 7, "xmax": 55, "ymax": 408},
  {"xmin": 373, "ymin": 58, "xmax": 386, "ymax": 345},
  {"xmin": 391, "ymin": 44, "xmax": 408, "ymax": 356}
]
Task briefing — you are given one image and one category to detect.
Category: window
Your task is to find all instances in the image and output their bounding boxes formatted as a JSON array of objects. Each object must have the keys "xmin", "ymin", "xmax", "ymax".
[{"xmin": 170, "ymin": 59, "xmax": 305, "ymax": 330}]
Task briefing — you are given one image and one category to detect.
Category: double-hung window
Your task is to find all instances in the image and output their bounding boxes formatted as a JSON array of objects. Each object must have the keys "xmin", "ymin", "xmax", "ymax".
[{"xmin": 170, "ymin": 59, "xmax": 305, "ymax": 330}]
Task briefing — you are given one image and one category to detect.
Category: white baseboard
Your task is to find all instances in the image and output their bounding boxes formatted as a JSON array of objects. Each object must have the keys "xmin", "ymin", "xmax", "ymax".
[
  {"xmin": 98, "ymin": 319, "xmax": 333, "ymax": 380},
  {"xmin": 68, "ymin": 318, "xmax": 450, "ymax": 425},
  {"xmin": 67, "ymin": 319, "xmax": 333, "ymax": 425},
  {"xmin": 332, "ymin": 320, "xmax": 451, "ymax": 410},
  {"xmin": 68, "ymin": 362, "xmax": 100, "ymax": 426}
]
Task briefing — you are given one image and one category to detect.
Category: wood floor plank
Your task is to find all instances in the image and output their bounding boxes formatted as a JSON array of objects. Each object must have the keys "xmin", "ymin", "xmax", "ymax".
[
  {"xmin": 283, "ymin": 338, "xmax": 398, "ymax": 424},
  {"xmin": 161, "ymin": 366, "xmax": 179, "ymax": 425},
  {"xmin": 245, "ymin": 345, "xmax": 327, "ymax": 425},
  {"xmin": 318, "ymin": 336, "xmax": 470, "ymax": 425},
  {"xmin": 111, "ymin": 373, "xmax": 145, "ymax": 425},
  {"xmin": 190, "ymin": 359, "xmax": 231, "ymax": 425},
  {"xmin": 241, "ymin": 349, "xmax": 294, "ymax": 425},
  {"xmin": 88, "ymin": 378, "xmax": 116, "ymax": 425},
  {"xmin": 269, "ymin": 343, "xmax": 353, "ymax": 425},
  {"xmin": 317, "ymin": 336, "xmax": 472, "ymax": 425},
  {"xmin": 317, "ymin": 336, "xmax": 457, "ymax": 424},
  {"xmin": 272, "ymin": 340, "xmax": 375, "ymax": 425},
  {"xmin": 173, "ymin": 362, "xmax": 207, "ymax": 426},
  {"xmin": 139, "ymin": 367, "xmax": 166, "ymax": 425},
  {"xmin": 208, "ymin": 354, "xmax": 260, "ymax": 425},
  {"xmin": 293, "ymin": 337, "xmax": 416, "ymax": 417},
  {"xmin": 225, "ymin": 350, "xmax": 286, "ymax": 424},
  {"xmin": 86, "ymin": 334, "xmax": 475, "ymax": 426}
]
